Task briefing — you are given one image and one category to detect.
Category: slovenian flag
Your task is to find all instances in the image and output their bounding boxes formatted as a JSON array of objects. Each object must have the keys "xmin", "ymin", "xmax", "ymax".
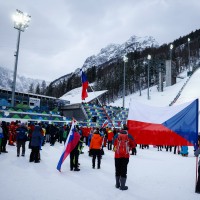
[
  {"xmin": 81, "ymin": 70, "xmax": 89, "ymax": 100},
  {"xmin": 127, "ymin": 99, "xmax": 199, "ymax": 147},
  {"xmin": 102, "ymin": 120, "xmax": 109, "ymax": 128},
  {"xmin": 57, "ymin": 120, "xmax": 80, "ymax": 172}
]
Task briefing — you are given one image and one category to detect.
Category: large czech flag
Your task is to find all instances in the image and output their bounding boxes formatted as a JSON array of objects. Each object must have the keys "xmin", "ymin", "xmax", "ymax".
[
  {"xmin": 127, "ymin": 99, "xmax": 199, "ymax": 147},
  {"xmin": 81, "ymin": 70, "xmax": 89, "ymax": 100},
  {"xmin": 57, "ymin": 120, "xmax": 80, "ymax": 172}
]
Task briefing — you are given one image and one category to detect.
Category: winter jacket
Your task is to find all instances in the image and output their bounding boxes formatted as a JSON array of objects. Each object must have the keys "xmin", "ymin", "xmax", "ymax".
[
  {"xmin": 180, "ymin": 146, "xmax": 188, "ymax": 155},
  {"xmin": 113, "ymin": 133, "xmax": 135, "ymax": 158},
  {"xmin": 16, "ymin": 126, "xmax": 28, "ymax": 141},
  {"xmin": 82, "ymin": 127, "xmax": 91, "ymax": 137},
  {"xmin": 2, "ymin": 121, "xmax": 9, "ymax": 140},
  {"xmin": 107, "ymin": 129, "xmax": 114, "ymax": 141},
  {"xmin": 31, "ymin": 125, "xmax": 43, "ymax": 147},
  {"xmin": 90, "ymin": 133, "xmax": 103, "ymax": 150}
]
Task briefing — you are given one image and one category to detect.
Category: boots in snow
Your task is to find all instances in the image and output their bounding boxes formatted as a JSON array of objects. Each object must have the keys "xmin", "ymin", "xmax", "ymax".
[
  {"xmin": 120, "ymin": 177, "xmax": 128, "ymax": 190},
  {"xmin": 115, "ymin": 176, "xmax": 120, "ymax": 188}
]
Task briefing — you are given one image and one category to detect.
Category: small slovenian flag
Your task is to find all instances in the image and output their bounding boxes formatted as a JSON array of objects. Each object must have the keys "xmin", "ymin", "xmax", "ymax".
[
  {"xmin": 81, "ymin": 70, "xmax": 89, "ymax": 100},
  {"xmin": 57, "ymin": 119, "xmax": 80, "ymax": 172},
  {"xmin": 102, "ymin": 120, "xmax": 109, "ymax": 128},
  {"xmin": 127, "ymin": 99, "xmax": 199, "ymax": 147}
]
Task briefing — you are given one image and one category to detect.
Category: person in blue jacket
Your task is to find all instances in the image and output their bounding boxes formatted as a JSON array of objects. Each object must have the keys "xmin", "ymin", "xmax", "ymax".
[
  {"xmin": 29, "ymin": 123, "xmax": 43, "ymax": 163},
  {"xmin": 180, "ymin": 146, "xmax": 188, "ymax": 157},
  {"xmin": 16, "ymin": 123, "xmax": 28, "ymax": 157}
]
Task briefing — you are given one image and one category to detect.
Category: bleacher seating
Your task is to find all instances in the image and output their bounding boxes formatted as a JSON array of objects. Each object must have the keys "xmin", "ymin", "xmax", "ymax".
[
  {"xmin": 0, "ymin": 101, "xmax": 68, "ymax": 124},
  {"xmin": 80, "ymin": 103, "xmax": 129, "ymax": 127},
  {"xmin": 0, "ymin": 98, "xmax": 129, "ymax": 127}
]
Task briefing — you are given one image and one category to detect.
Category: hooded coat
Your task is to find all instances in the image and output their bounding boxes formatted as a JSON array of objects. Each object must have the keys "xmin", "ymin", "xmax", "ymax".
[
  {"xmin": 31, "ymin": 125, "xmax": 43, "ymax": 147},
  {"xmin": 90, "ymin": 133, "xmax": 103, "ymax": 150}
]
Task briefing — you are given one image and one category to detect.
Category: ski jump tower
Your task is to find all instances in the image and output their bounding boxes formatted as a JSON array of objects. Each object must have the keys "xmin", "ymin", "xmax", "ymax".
[{"xmin": 165, "ymin": 60, "xmax": 177, "ymax": 87}]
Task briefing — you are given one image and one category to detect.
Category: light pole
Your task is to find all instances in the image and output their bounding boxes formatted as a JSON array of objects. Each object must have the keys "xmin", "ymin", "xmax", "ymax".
[
  {"xmin": 188, "ymin": 38, "xmax": 190, "ymax": 72},
  {"xmin": 169, "ymin": 44, "xmax": 173, "ymax": 84},
  {"xmin": 123, "ymin": 55, "xmax": 128, "ymax": 108},
  {"xmin": 147, "ymin": 54, "xmax": 151, "ymax": 100},
  {"xmin": 170, "ymin": 44, "xmax": 173, "ymax": 61},
  {"xmin": 11, "ymin": 9, "xmax": 31, "ymax": 107},
  {"xmin": 139, "ymin": 74, "xmax": 142, "ymax": 96}
]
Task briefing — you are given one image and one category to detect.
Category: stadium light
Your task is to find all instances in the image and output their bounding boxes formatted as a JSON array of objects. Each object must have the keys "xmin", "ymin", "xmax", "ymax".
[
  {"xmin": 170, "ymin": 44, "xmax": 173, "ymax": 60},
  {"xmin": 11, "ymin": 10, "xmax": 31, "ymax": 107},
  {"xmin": 147, "ymin": 54, "xmax": 151, "ymax": 100},
  {"xmin": 188, "ymin": 38, "xmax": 191, "ymax": 72},
  {"xmin": 123, "ymin": 55, "xmax": 128, "ymax": 108}
]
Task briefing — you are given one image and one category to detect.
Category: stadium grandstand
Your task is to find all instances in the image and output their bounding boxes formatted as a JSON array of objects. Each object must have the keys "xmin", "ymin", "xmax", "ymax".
[
  {"xmin": 60, "ymin": 89, "xmax": 128, "ymax": 128},
  {"xmin": 0, "ymin": 87, "xmax": 70, "ymax": 124},
  {"xmin": 0, "ymin": 87, "xmax": 128, "ymax": 128}
]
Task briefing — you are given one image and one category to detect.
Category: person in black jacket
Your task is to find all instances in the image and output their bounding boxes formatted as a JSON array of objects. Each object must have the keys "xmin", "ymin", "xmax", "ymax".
[
  {"xmin": 1, "ymin": 121, "xmax": 9, "ymax": 153},
  {"xmin": 49, "ymin": 124, "xmax": 58, "ymax": 146},
  {"xmin": 16, "ymin": 123, "xmax": 28, "ymax": 157}
]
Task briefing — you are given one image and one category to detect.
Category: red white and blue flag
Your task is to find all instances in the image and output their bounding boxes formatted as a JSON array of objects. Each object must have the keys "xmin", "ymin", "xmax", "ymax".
[
  {"xmin": 102, "ymin": 120, "xmax": 109, "ymax": 128},
  {"xmin": 81, "ymin": 70, "xmax": 89, "ymax": 100},
  {"xmin": 127, "ymin": 99, "xmax": 199, "ymax": 147},
  {"xmin": 57, "ymin": 120, "xmax": 80, "ymax": 172}
]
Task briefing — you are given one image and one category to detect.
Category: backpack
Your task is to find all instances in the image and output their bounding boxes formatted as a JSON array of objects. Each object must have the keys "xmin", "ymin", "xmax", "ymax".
[{"xmin": 116, "ymin": 134, "xmax": 129, "ymax": 157}]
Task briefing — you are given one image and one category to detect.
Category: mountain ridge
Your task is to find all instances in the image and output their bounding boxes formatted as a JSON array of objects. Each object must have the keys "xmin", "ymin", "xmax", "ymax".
[
  {"xmin": 50, "ymin": 35, "xmax": 159, "ymax": 87},
  {"xmin": 0, "ymin": 66, "xmax": 48, "ymax": 93}
]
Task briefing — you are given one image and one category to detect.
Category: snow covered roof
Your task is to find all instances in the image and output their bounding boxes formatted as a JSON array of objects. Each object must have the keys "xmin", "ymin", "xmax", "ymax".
[
  {"xmin": 0, "ymin": 87, "xmax": 57, "ymax": 100},
  {"xmin": 59, "ymin": 86, "xmax": 107, "ymax": 104}
]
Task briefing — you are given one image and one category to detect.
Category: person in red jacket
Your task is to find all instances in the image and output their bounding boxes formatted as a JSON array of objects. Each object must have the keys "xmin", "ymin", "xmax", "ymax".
[
  {"xmin": 89, "ymin": 128, "xmax": 103, "ymax": 169},
  {"xmin": 107, "ymin": 128, "xmax": 114, "ymax": 150},
  {"xmin": 8, "ymin": 121, "xmax": 17, "ymax": 146},
  {"xmin": 113, "ymin": 129, "xmax": 135, "ymax": 190}
]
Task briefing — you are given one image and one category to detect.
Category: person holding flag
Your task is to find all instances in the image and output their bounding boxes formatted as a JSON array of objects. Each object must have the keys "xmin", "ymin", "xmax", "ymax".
[{"xmin": 57, "ymin": 119, "xmax": 80, "ymax": 172}]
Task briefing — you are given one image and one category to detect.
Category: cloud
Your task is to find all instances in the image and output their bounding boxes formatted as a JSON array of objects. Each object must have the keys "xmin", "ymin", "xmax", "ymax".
[{"xmin": 1, "ymin": 0, "xmax": 200, "ymax": 82}]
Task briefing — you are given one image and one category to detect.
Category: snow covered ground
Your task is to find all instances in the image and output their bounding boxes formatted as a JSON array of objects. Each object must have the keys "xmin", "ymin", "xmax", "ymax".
[
  {"xmin": 1, "ymin": 68, "xmax": 200, "ymax": 200},
  {"xmin": 0, "ymin": 143, "xmax": 199, "ymax": 200}
]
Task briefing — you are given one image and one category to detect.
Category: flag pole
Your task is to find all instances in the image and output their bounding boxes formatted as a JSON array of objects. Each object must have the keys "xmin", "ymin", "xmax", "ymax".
[
  {"xmin": 81, "ymin": 67, "xmax": 115, "ymax": 128},
  {"xmin": 196, "ymin": 156, "xmax": 198, "ymax": 192},
  {"xmin": 88, "ymin": 83, "xmax": 115, "ymax": 128},
  {"xmin": 195, "ymin": 99, "xmax": 199, "ymax": 192}
]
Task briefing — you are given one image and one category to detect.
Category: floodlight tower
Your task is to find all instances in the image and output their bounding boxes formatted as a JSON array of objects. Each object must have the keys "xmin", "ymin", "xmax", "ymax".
[
  {"xmin": 170, "ymin": 44, "xmax": 173, "ymax": 61},
  {"xmin": 11, "ymin": 9, "xmax": 31, "ymax": 107},
  {"xmin": 188, "ymin": 38, "xmax": 191, "ymax": 71},
  {"xmin": 123, "ymin": 55, "xmax": 128, "ymax": 108},
  {"xmin": 147, "ymin": 54, "xmax": 151, "ymax": 100}
]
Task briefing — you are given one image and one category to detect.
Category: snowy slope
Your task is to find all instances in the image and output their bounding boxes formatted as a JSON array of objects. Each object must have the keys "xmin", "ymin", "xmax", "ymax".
[
  {"xmin": 175, "ymin": 68, "xmax": 200, "ymax": 104},
  {"xmin": 110, "ymin": 68, "xmax": 200, "ymax": 108}
]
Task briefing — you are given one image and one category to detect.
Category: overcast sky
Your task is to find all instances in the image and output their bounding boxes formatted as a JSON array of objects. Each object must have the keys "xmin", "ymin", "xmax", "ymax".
[{"xmin": 0, "ymin": 0, "xmax": 200, "ymax": 82}]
